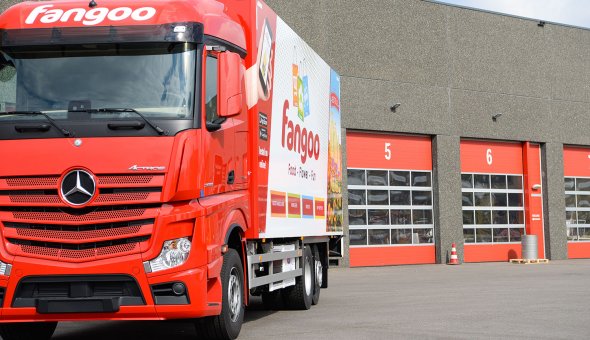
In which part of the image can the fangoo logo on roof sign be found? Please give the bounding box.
[25,5,157,26]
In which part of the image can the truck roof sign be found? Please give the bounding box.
[1,0,247,50]
[25,4,157,26]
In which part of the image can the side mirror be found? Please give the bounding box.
[218,51,244,118]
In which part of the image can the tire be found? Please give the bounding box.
[261,290,283,310]
[195,249,244,340]
[283,245,313,310]
[312,245,322,305]
[0,322,57,340]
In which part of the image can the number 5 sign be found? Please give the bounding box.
[346,132,432,170]
[385,143,391,160]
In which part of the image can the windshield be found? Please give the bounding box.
[0,42,195,120]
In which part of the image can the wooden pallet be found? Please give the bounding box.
[509,258,549,264]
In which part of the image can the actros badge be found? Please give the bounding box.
[129,165,166,171]
[60,169,96,206]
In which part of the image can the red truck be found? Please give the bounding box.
[0,0,343,339]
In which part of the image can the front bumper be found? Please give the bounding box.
[0,253,221,322]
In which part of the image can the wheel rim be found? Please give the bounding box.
[315,257,323,287]
[305,255,312,296]
[228,267,242,322]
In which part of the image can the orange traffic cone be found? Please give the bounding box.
[448,242,459,265]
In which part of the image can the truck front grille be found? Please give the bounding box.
[0,174,164,262]
[5,219,153,240]
[2,176,59,187]
[0,174,163,206]
[4,190,156,205]
[8,236,149,260]
[5,206,151,222]
[1,174,159,188]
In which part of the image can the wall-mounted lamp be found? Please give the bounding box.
[538,21,545,27]
[532,184,542,190]
[492,113,503,122]
[390,103,401,112]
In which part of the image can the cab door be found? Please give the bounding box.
[202,50,235,195]
[201,48,248,194]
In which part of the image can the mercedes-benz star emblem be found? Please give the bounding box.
[60,170,96,206]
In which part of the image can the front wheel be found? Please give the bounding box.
[0,322,57,340]
[195,249,244,340]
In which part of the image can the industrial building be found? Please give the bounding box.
[2,0,589,267]
[266,0,590,267]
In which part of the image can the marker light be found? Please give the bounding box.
[145,237,191,273]
[174,25,187,33]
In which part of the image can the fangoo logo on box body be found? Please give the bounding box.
[282,99,320,165]
[280,53,319,164]
[25,5,157,26]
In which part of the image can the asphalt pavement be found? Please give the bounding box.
[51,259,590,339]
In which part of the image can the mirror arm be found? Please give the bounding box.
[206,118,226,132]
[0,54,9,72]
[206,122,222,132]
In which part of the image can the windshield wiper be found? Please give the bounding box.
[71,108,167,136]
[0,111,73,137]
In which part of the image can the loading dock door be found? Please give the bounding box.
[564,146,590,258]
[460,140,545,262]
[346,132,435,267]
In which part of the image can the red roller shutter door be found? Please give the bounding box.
[563,146,590,258]
[461,140,545,262]
[346,132,435,267]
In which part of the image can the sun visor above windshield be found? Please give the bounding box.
[0,23,204,47]
[0,0,246,51]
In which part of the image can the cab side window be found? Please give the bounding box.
[205,55,218,123]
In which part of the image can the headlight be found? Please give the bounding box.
[0,260,12,276]
[144,237,191,273]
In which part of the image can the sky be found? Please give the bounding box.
[435,0,590,29]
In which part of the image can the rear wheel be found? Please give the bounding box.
[0,322,57,340]
[195,249,244,340]
[283,245,313,310]
[312,245,322,305]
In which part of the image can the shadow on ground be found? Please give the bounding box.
[52,296,275,339]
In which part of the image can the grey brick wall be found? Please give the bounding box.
[1,0,26,13]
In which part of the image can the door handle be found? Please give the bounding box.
[227,170,235,184]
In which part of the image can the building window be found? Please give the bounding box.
[461,173,524,244]
[347,168,434,247]
[565,177,590,242]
